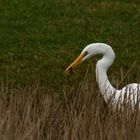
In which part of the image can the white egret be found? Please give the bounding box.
[64,43,140,108]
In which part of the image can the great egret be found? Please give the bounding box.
[64,43,140,108]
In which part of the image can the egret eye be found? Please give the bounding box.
[84,51,88,55]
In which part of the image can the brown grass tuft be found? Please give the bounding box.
[0,78,140,140]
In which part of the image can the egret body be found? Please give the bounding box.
[65,43,140,108]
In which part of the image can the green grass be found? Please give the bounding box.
[0,0,140,92]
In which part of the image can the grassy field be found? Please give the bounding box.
[0,78,140,140]
[0,0,140,139]
[0,0,140,90]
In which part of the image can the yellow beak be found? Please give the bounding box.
[64,53,85,74]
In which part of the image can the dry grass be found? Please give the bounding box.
[0,77,140,140]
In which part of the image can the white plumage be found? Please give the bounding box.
[65,43,140,108]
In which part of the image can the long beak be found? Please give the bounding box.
[64,53,86,74]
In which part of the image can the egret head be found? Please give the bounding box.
[64,44,97,74]
[64,43,114,74]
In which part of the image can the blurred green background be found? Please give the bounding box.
[0,0,140,92]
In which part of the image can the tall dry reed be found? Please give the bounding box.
[0,76,139,140]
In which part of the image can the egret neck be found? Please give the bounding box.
[96,54,116,103]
